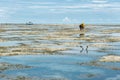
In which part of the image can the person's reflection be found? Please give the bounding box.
[80,46,84,53]
[80,46,88,54]
[86,46,88,54]
[79,33,85,38]
[79,33,88,54]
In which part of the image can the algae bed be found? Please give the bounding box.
[0,24,120,80]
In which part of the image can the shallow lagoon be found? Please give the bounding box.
[0,24,120,80]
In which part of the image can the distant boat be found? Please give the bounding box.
[26,21,33,25]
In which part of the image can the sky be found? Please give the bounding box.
[0,0,120,24]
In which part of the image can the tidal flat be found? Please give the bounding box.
[0,24,120,80]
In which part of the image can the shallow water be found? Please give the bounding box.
[0,55,120,80]
[0,24,120,80]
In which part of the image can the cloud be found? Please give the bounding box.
[29,5,87,9]
[62,17,71,23]
[28,2,120,14]
[28,2,120,9]
[0,8,8,18]
[0,7,19,19]
[92,0,108,3]
[20,1,56,5]
[0,9,5,14]
[28,3,118,12]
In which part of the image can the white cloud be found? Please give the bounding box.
[20,2,56,5]
[89,3,110,9]
[0,8,8,18]
[0,7,18,19]
[63,17,71,23]
[29,5,87,9]
[29,3,116,11]
[29,2,120,10]
[92,0,108,3]
[28,2,120,14]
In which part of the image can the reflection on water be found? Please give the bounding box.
[0,55,103,80]
[79,33,88,54]
[0,55,120,80]
[80,46,88,54]
[79,33,85,38]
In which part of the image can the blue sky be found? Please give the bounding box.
[0,0,120,24]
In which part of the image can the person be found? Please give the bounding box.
[79,23,85,31]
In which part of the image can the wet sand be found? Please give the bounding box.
[0,24,120,56]
[0,24,120,80]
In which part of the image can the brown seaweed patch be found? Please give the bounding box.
[0,62,32,72]
[99,55,120,62]
[0,47,9,53]
[79,61,102,67]
[79,73,99,79]
[42,48,70,54]
[85,37,120,43]
[20,31,48,35]
[59,42,80,47]
[0,45,70,56]
[0,29,6,32]
[52,29,81,36]
[107,37,120,42]
[78,60,120,70]
[0,75,68,80]
[101,28,120,34]
[90,43,113,48]
[42,35,78,40]
[0,39,7,42]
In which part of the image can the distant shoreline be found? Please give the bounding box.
[0,23,120,26]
